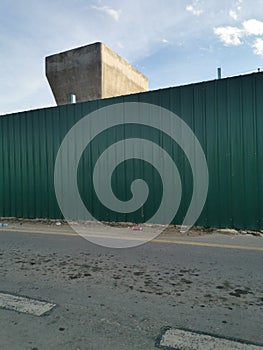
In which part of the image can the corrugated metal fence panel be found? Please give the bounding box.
[0,72,262,229]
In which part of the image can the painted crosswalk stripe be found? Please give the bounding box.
[0,292,56,316]
[158,328,263,350]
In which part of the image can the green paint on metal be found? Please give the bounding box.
[0,72,262,230]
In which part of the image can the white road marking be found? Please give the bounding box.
[159,328,263,349]
[0,292,56,316]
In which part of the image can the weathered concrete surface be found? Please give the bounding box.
[46,42,148,105]
[0,292,55,316]
[158,328,263,349]
[0,225,262,349]
[101,44,148,99]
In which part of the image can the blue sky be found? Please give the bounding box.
[1,0,263,115]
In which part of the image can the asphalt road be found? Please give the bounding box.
[0,226,262,350]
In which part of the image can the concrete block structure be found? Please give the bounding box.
[45,42,148,105]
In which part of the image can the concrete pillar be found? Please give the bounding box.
[45,42,148,105]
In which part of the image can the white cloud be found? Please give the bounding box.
[214,16,263,59]
[186,1,203,16]
[162,38,169,43]
[243,19,263,35]
[214,26,244,46]
[91,5,121,21]
[229,0,242,20]
[229,10,238,20]
[215,19,263,47]
[253,38,263,56]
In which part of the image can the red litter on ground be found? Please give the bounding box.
[132,225,142,231]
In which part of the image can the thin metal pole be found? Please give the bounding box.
[217,67,222,79]
[70,94,76,104]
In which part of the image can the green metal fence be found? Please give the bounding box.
[0,72,262,229]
